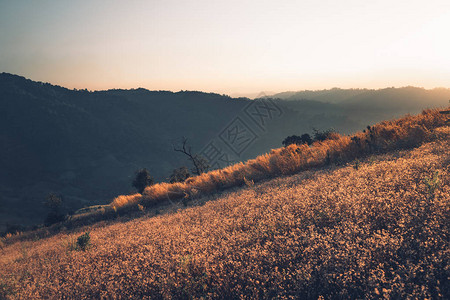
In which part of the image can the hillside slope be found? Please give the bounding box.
[0,73,379,229]
[2,74,450,230]
[1,127,448,299]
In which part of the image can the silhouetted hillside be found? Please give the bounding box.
[272,88,369,103]
[273,87,450,132]
[0,74,248,229]
[1,73,448,229]
[272,87,450,108]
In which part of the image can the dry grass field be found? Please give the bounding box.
[1,122,448,298]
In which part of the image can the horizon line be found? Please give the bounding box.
[2,72,450,98]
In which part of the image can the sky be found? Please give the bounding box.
[1,0,450,95]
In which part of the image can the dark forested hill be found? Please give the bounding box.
[1,73,448,229]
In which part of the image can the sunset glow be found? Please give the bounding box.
[1,0,449,94]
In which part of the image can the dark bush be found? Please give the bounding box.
[43,193,65,226]
[282,133,313,147]
[133,168,154,194]
[169,166,191,183]
[44,211,65,227]
[44,193,62,211]
[313,128,337,142]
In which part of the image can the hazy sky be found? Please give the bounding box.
[1,0,449,94]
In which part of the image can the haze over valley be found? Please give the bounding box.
[1,73,449,229]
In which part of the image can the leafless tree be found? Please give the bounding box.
[173,137,209,176]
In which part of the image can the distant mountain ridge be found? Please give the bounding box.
[271,88,369,103]
[272,86,450,107]
[1,73,449,229]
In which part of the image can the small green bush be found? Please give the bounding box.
[424,171,440,198]
[76,232,91,251]
[68,232,91,251]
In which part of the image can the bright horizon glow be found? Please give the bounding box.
[1,0,450,96]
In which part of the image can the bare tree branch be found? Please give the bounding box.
[173,137,208,176]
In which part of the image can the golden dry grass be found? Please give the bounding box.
[110,108,448,212]
[1,126,448,299]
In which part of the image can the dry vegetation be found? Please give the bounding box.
[111,108,448,212]
[0,118,449,298]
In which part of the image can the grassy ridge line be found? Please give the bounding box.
[18,108,446,236]
[1,129,448,299]
[111,108,448,210]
